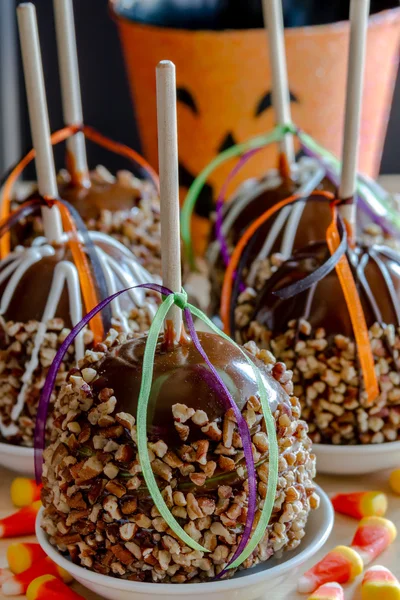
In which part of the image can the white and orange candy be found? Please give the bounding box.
[10,478,42,508]
[0,501,41,538]
[307,581,344,600]
[297,546,363,594]
[351,516,397,565]
[2,556,72,596]
[362,565,400,600]
[331,491,387,519]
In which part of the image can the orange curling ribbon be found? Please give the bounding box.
[0,124,159,259]
[327,204,379,406]
[221,190,335,332]
[221,191,379,407]
[55,200,104,345]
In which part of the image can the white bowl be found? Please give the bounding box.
[36,485,333,600]
[314,440,400,475]
[0,442,34,476]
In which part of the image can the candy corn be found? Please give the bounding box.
[7,543,46,575]
[389,469,400,495]
[297,546,363,594]
[0,500,41,538]
[10,478,42,508]
[362,565,400,600]
[27,575,83,600]
[307,582,344,600]
[351,516,397,565]
[331,491,387,519]
[2,556,72,596]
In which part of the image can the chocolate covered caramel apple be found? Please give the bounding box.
[41,327,318,582]
[234,240,400,445]
[39,59,317,585]
[0,233,158,446]
[57,166,161,276]
[206,156,331,315]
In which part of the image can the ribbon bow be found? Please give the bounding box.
[35,284,279,573]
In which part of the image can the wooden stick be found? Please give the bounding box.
[261,0,295,167]
[339,0,370,229]
[156,61,182,341]
[53,0,89,185]
[17,3,63,243]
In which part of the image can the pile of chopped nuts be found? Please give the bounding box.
[41,330,318,583]
[236,296,400,445]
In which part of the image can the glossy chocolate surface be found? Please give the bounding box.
[248,241,400,338]
[96,331,286,444]
[0,239,135,326]
[0,244,73,325]
[223,177,335,256]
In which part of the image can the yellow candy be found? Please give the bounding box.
[362,565,400,600]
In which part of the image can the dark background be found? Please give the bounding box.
[1,0,399,176]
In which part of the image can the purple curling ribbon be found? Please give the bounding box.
[183,307,257,573]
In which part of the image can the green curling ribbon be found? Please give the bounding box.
[136,290,279,567]
[181,124,292,268]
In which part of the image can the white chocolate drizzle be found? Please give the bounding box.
[0,233,161,436]
[207,156,325,275]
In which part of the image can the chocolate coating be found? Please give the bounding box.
[0,245,73,325]
[247,241,400,339]
[95,331,286,445]
[0,239,136,326]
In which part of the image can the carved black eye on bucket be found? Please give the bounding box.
[176,87,199,115]
[255,90,300,117]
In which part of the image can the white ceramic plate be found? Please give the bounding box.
[314,440,400,475]
[36,485,333,600]
[0,442,34,476]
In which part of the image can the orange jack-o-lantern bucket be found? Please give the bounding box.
[110,3,400,252]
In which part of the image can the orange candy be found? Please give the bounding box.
[7,543,46,575]
[297,546,363,594]
[0,501,41,538]
[331,491,387,520]
[362,565,400,600]
[351,516,397,565]
[10,478,42,508]
[307,582,344,600]
[2,556,72,596]
[27,575,84,600]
